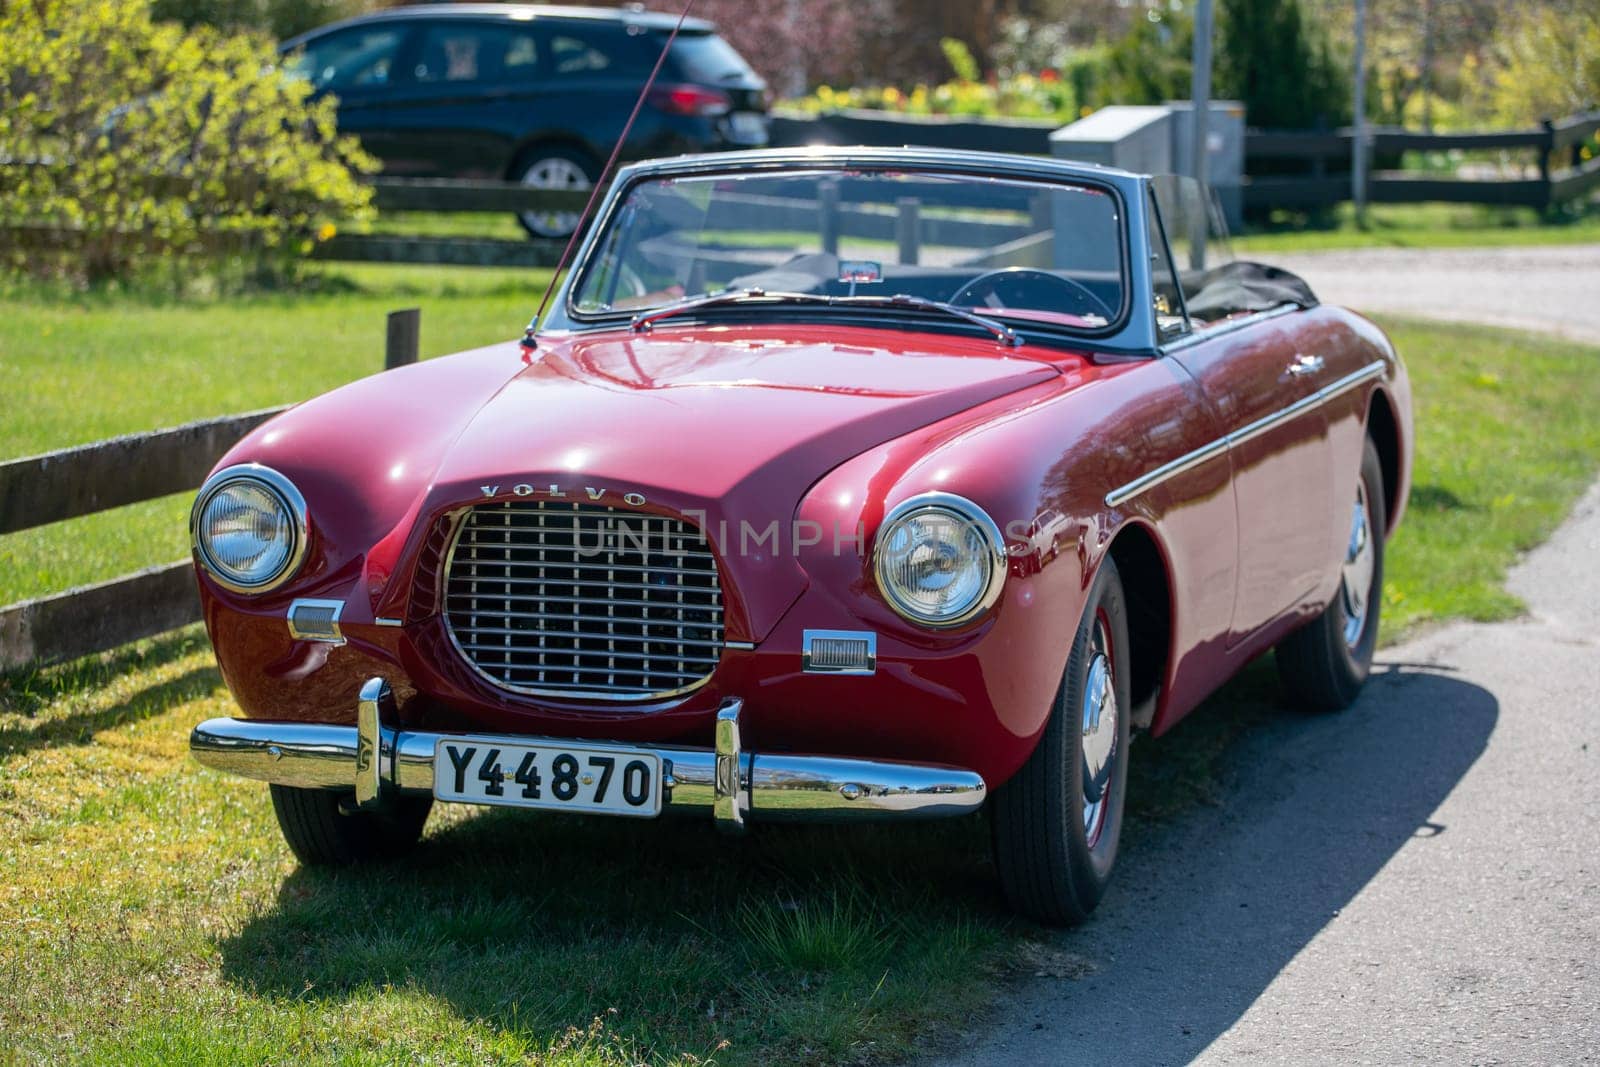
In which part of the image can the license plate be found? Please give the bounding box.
[728,111,768,145]
[433,739,662,818]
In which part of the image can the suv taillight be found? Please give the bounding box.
[647,84,733,116]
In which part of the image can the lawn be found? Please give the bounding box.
[1,271,1599,1063]
[0,264,552,606]
[1232,201,1600,255]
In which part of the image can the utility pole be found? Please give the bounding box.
[1421,0,1434,133]
[1188,0,1214,271]
[1352,0,1369,220]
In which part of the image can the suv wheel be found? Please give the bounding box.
[513,146,596,239]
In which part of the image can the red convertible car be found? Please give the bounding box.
[190,147,1411,924]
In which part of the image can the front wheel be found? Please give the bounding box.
[991,557,1132,925]
[269,785,432,866]
[1274,438,1388,711]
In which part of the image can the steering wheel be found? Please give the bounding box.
[949,268,1116,323]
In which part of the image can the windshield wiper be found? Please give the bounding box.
[630,288,1022,347]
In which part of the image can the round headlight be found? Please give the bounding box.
[873,493,1007,627]
[191,464,308,593]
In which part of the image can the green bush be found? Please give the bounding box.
[0,0,376,283]
[152,0,366,43]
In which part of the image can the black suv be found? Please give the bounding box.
[280,4,769,236]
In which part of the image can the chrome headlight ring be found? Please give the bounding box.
[190,463,310,595]
[872,491,1008,629]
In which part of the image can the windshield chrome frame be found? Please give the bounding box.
[537,147,1159,355]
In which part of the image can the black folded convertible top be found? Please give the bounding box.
[1183,260,1320,322]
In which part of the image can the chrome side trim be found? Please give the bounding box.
[1319,359,1390,403]
[287,598,345,644]
[190,715,988,824]
[722,640,756,651]
[374,617,404,628]
[713,698,747,833]
[1105,360,1388,508]
[1159,302,1300,353]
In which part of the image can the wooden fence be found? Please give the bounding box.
[316,179,582,268]
[0,310,421,671]
[771,107,1600,213]
[1241,110,1600,210]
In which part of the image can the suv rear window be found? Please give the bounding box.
[540,24,655,77]
[668,32,759,84]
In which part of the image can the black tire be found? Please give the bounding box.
[510,144,597,239]
[269,785,432,866]
[1275,438,1388,712]
[991,557,1132,926]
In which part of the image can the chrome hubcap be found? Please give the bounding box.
[519,157,591,237]
[1080,619,1118,847]
[1340,481,1376,650]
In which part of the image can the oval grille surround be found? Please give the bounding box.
[444,501,724,700]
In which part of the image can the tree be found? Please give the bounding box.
[1487,0,1600,124]
[151,0,367,40]
[683,0,872,93]
[1216,0,1350,129]
[1102,4,1194,107]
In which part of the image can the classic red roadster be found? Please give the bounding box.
[190,147,1411,924]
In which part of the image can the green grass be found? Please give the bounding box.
[0,630,1016,1066]
[1379,318,1600,632]
[0,264,552,606]
[1232,201,1600,255]
[0,620,1294,1066]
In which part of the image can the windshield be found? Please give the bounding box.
[571,169,1126,334]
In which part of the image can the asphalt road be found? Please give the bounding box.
[924,247,1600,1066]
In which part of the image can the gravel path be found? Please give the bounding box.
[922,247,1600,1066]
[1269,243,1600,339]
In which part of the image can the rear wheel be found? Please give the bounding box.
[269,785,432,866]
[991,558,1132,925]
[512,145,595,239]
[1275,438,1388,711]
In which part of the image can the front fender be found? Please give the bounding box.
[198,341,528,618]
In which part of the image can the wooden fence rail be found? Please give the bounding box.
[1242,109,1600,210]
[0,311,421,671]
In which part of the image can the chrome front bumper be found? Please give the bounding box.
[190,678,987,832]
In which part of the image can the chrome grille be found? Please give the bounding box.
[444,502,723,700]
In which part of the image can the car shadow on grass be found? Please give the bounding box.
[924,656,1498,1065]
[213,658,1494,1064]
[217,785,1012,1060]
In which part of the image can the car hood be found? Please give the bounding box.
[423,324,1059,639]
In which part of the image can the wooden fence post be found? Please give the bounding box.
[1538,118,1556,211]
[896,197,921,265]
[385,308,421,370]
[818,180,840,256]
